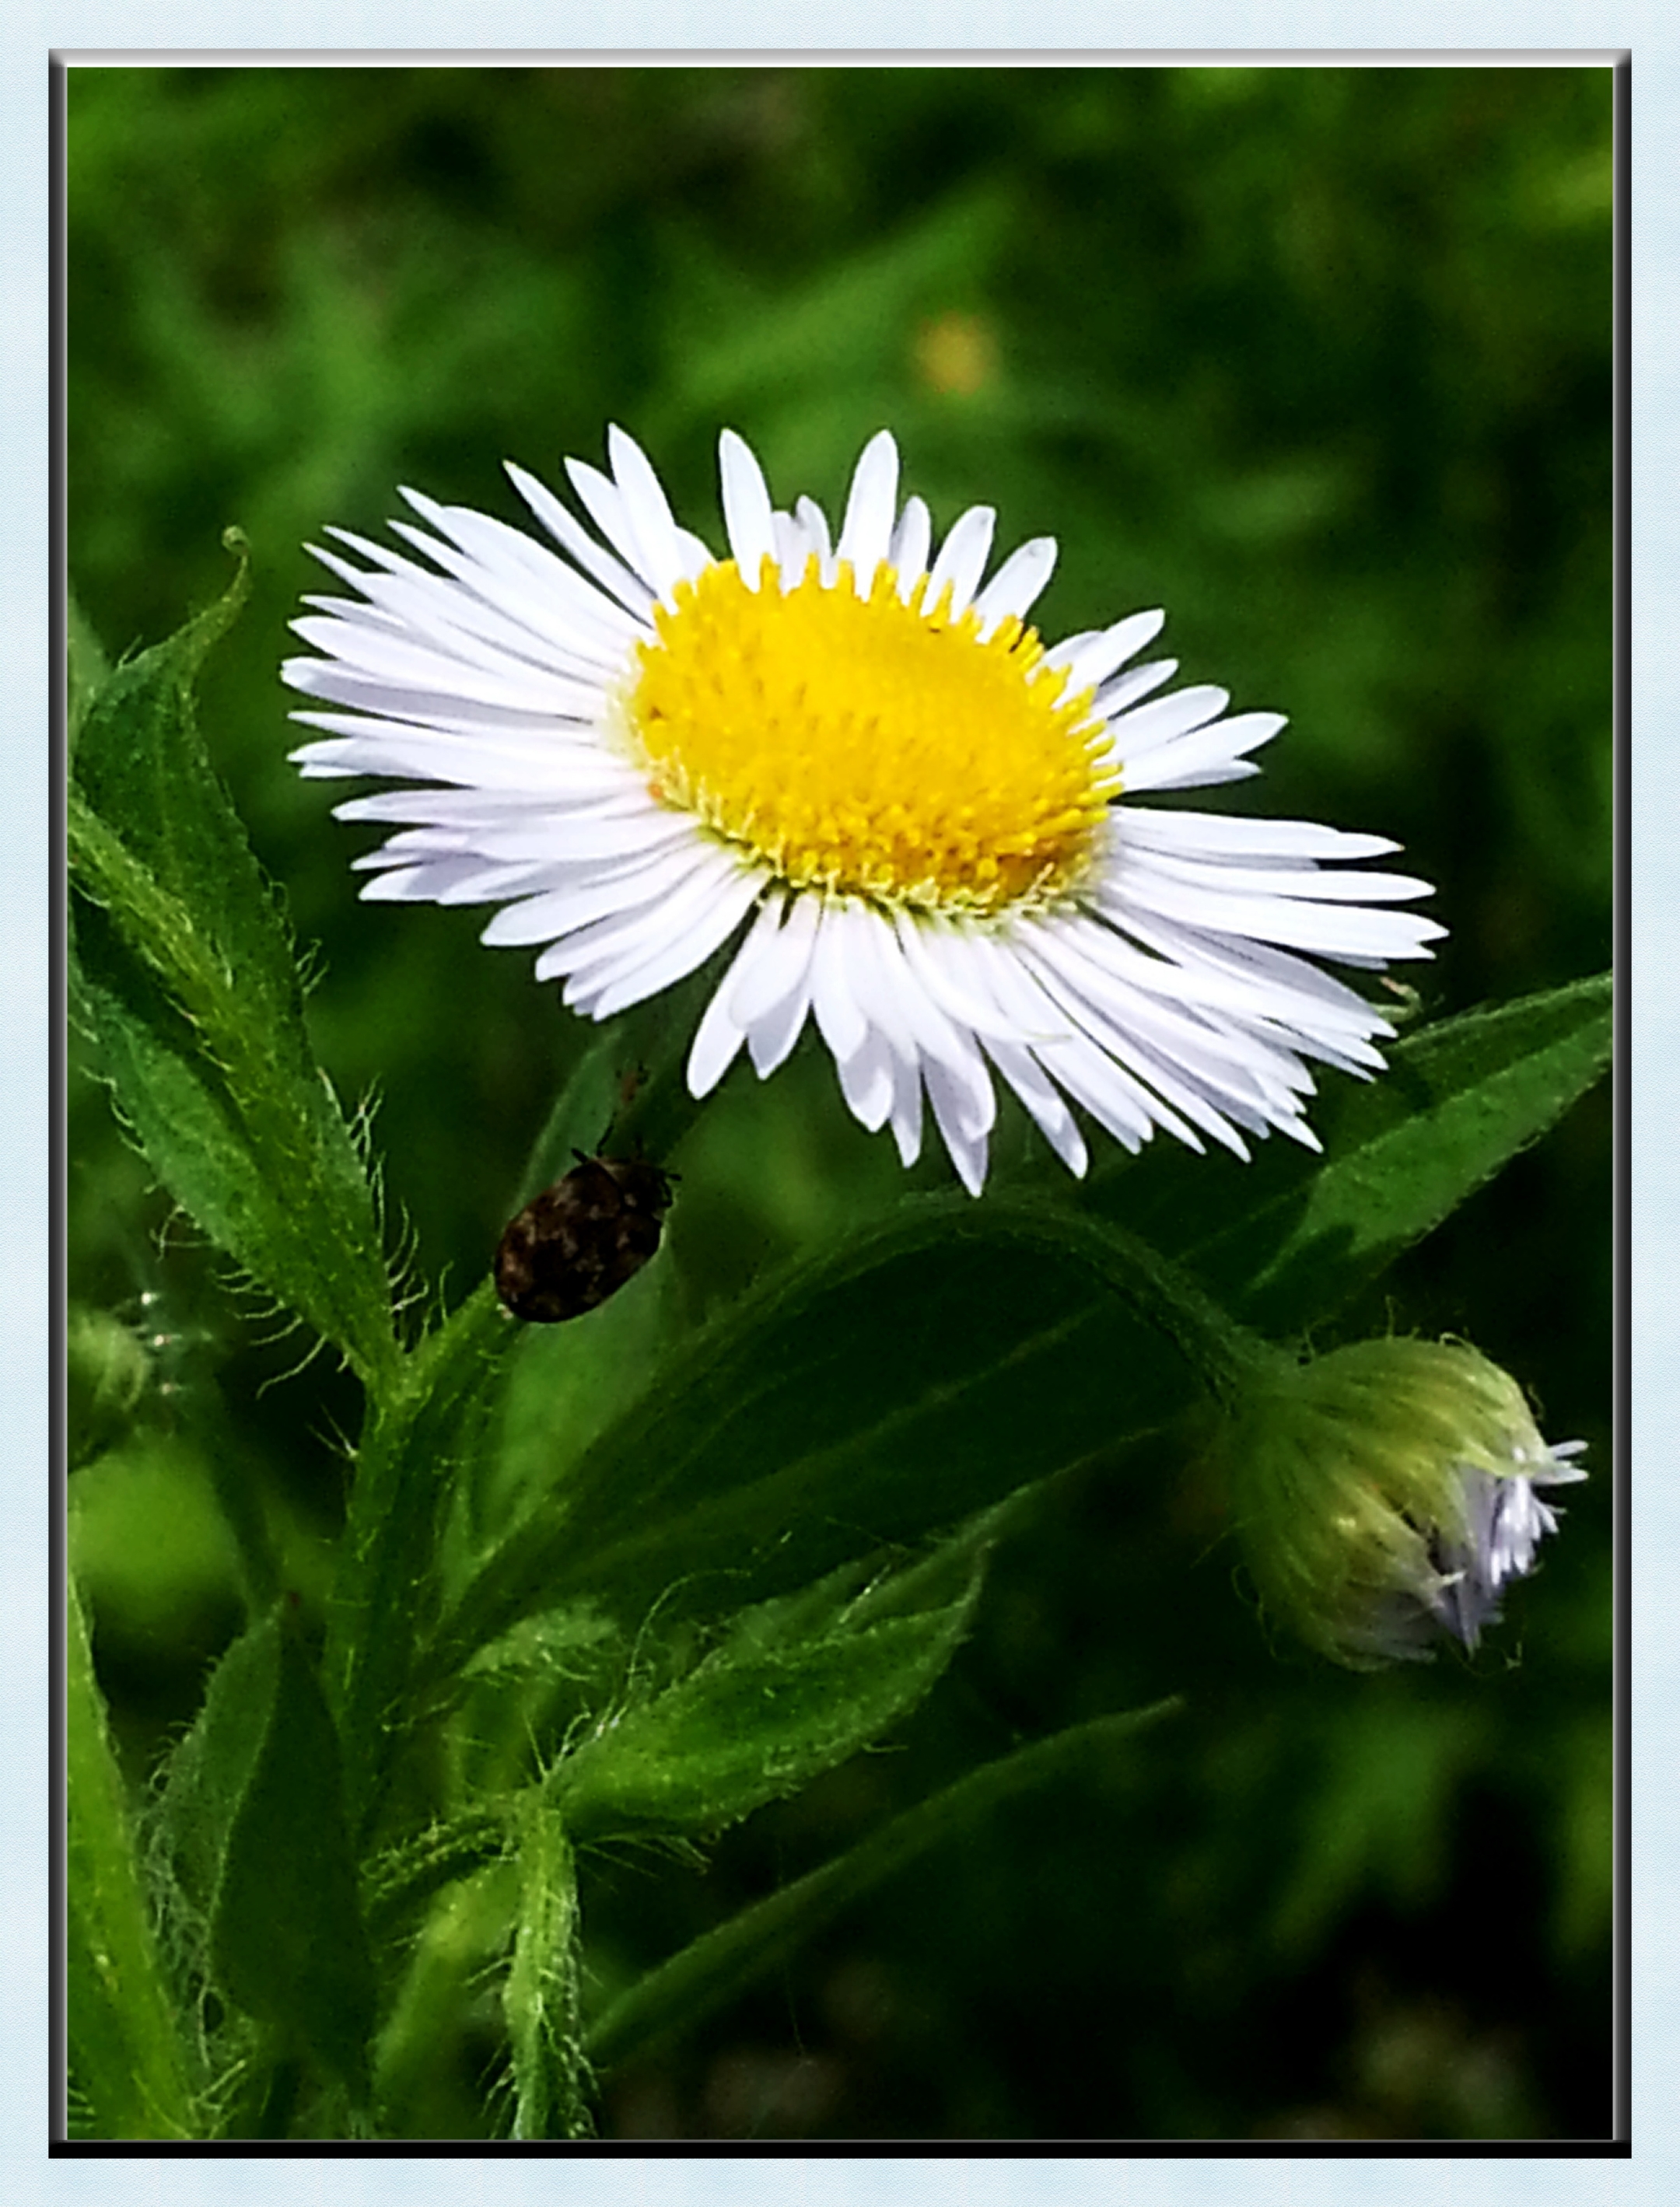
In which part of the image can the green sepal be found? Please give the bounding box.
[68,544,397,1390]
[153,1608,376,2110]
[585,1697,1181,2076]
[66,1574,200,2140]
[550,1523,991,1843]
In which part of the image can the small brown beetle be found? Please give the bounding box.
[494,1152,676,1324]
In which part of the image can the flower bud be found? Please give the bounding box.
[67,1304,152,1470]
[1219,1338,1587,1667]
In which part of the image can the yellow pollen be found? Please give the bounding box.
[625,556,1121,915]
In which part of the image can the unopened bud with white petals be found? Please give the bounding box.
[1216,1338,1587,1668]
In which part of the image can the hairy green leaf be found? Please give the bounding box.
[67,1576,199,2140]
[504,1797,590,2140]
[155,1610,376,2106]
[68,547,396,1389]
[326,1283,515,1845]
[362,1812,511,1943]
[551,1527,990,1841]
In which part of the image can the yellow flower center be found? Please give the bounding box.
[625,556,1119,915]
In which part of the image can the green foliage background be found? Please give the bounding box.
[67,65,1612,2139]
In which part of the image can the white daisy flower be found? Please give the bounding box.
[283,427,1444,1195]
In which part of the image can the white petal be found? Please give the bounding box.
[306,547,612,684]
[808,902,870,1064]
[1107,865,1446,963]
[469,809,698,866]
[772,512,810,590]
[971,537,1057,635]
[1111,911,1397,1062]
[1107,683,1231,755]
[528,849,720,981]
[331,771,634,827]
[579,865,763,1020]
[887,1058,925,1168]
[1017,929,1261,1159]
[352,826,464,868]
[540,845,747,991]
[359,857,495,904]
[746,963,814,1078]
[480,841,705,946]
[1072,902,1388,1075]
[890,496,932,596]
[1034,1025,1171,1152]
[505,460,655,619]
[842,908,925,1066]
[835,431,899,593]
[288,614,599,719]
[1034,914,1312,1093]
[432,860,560,907]
[832,918,987,1151]
[1091,658,1178,719]
[607,425,691,603]
[923,505,996,618]
[673,526,714,581]
[389,505,645,658]
[891,915,1034,1046]
[563,453,653,588]
[289,721,613,792]
[1122,712,1289,792]
[794,496,837,586]
[731,891,821,1028]
[945,928,1079,1053]
[835,1027,897,1133]
[688,893,784,1095]
[1045,610,1166,688]
[923,1059,989,1196]
[1121,849,1434,906]
[719,430,778,589]
[982,1037,1089,1177]
[727,888,819,1076]
[389,492,646,659]
[1119,810,1400,864]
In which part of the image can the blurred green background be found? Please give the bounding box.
[67,65,1613,2139]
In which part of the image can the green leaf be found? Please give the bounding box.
[68,547,396,1390]
[503,1796,590,2140]
[67,1575,200,2140]
[1101,972,1613,1333]
[584,1698,1181,2076]
[325,1282,515,1845]
[424,1199,1193,1681]
[551,1525,990,1842]
[68,590,112,756]
[154,1610,376,2107]
[362,1811,511,1943]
